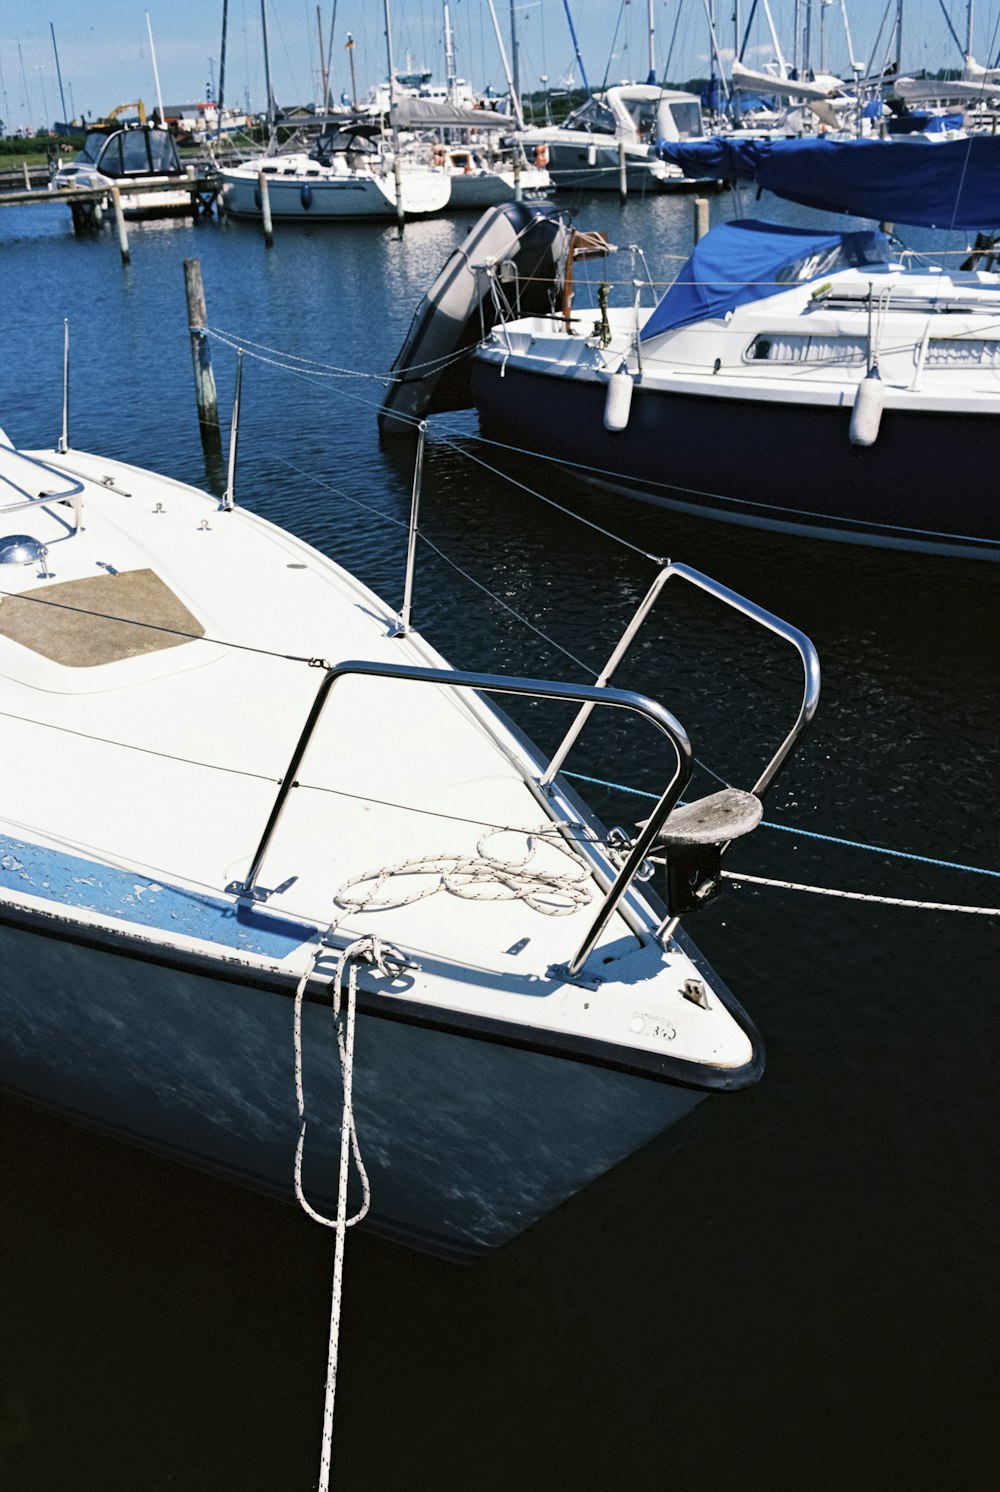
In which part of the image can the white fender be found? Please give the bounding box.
[849,367,885,446]
[604,371,634,432]
[587,144,597,167]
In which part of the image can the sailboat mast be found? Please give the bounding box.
[509,0,521,117]
[443,2,457,102]
[965,0,975,59]
[560,0,591,97]
[217,0,228,141]
[384,0,398,106]
[49,23,69,124]
[647,0,656,83]
[484,0,525,127]
[260,0,275,133]
[317,7,329,108]
[146,11,167,127]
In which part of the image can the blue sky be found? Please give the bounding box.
[2,0,998,131]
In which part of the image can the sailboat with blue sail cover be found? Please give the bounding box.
[454,137,1000,559]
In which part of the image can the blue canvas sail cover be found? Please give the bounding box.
[640,220,888,342]
[655,136,1000,230]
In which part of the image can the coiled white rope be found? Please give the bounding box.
[723,872,1000,915]
[333,825,594,918]
[293,934,410,1492]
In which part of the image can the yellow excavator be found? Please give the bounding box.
[92,100,148,128]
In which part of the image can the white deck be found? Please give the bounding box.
[0,444,755,1075]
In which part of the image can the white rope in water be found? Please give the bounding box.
[333,825,595,917]
[723,872,1000,915]
[293,934,410,1492]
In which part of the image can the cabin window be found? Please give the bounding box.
[926,339,1000,367]
[744,333,866,365]
[667,102,704,140]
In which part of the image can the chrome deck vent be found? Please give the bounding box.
[0,534,49,568]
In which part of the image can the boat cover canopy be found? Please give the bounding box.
[640,220,888,342]
[390,98,514,131]
[654,136,1000,230]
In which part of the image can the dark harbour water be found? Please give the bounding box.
[1,187,998,1491]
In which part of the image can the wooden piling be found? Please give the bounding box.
[694,196,710,243]
[183,258,222,451]
[618,142,628,204]
[22,162,30,189]
[258,171,274,247]
[393,155,405,228]
[110,186,131,264]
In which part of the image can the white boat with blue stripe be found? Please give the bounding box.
[0,408,817,1258]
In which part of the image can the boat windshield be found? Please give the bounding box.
[561,98,616,135]
[310,127,379,163]
[93,127,181,177]
[663,100,703,140]
[78,132,107,165]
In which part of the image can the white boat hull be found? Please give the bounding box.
[1,895,704,1258]
[219,163,450,220]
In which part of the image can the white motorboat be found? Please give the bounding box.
[218,122,451,222]
[0,400,818,1259]
[389,139,1000,560]
[51,117,195,228]
[515,85,713,193]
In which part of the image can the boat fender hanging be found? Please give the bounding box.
[850,366,885,447]
[300,183,313,209]
[604,371,633,432]
[587,144,597,167]
[535,143,549,168]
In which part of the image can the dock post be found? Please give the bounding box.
[618,142,627,204]
[183,258,222,453]
[694,196,710,243]
[110,187,131,265]
[258,171,274,247]
[393,155,405,228]
[22,162,30,189]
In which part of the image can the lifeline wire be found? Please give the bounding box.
[561,768,1000,881]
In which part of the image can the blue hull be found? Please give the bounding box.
[0,917,705,1259]
[470,362,1000,559]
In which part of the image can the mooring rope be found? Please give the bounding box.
[333,825,594,917]
[292,934,410,1492]
[723,872,1000,916]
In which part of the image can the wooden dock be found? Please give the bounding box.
[0,172,220,215]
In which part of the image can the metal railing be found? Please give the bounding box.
[0,444,84,536]
[542,561,820,804]
[236,660,693,980]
